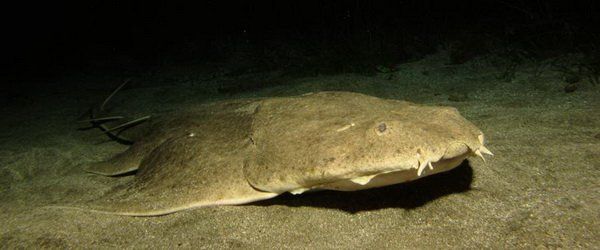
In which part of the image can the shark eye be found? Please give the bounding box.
[377,122,387,133]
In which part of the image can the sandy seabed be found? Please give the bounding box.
[1,53,598,248]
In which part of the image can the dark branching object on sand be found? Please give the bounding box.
[78,79,151,145]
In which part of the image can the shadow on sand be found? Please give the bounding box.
[253,160,474,213]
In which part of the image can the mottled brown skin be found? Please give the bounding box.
[245,92,486,193]
[76,92,489,216]
[83,99,276,216]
